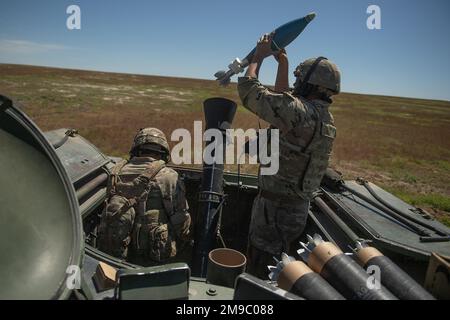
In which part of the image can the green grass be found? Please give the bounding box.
[406,194,450,212]
[437,160,450,172]
[383,186,450,226]
[438,215,450,228]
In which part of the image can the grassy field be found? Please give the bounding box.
[1,63,449,226]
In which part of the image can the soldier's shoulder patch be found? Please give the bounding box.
[321,122,337,139]
[156,168,179,190]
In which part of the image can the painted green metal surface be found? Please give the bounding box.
[0,98,83,299]
[45,129,110,184]
[324,181,450,260]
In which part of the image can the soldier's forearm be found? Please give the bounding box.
[245,54,265,78]
[274,59,289,93]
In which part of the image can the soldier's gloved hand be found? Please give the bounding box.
[254,32,276,60]
[170,213,191,241]
[177,224,191,242]
[274,48,288,64]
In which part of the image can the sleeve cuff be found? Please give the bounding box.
[237,76,261,96]
[238,76,259,84]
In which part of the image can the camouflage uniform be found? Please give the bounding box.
[98,128,191,266]
[238,57,340,279]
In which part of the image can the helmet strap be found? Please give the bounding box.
[295,56,328,97]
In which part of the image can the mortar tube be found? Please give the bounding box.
[192,97,237,277]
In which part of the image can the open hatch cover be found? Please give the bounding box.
[0,95,83,299]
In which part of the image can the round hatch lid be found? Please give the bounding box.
[0,95,83,299]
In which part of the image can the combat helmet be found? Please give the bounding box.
[130,127,170,161]
[294,57,341,95]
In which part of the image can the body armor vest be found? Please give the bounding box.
[260,99,336,199]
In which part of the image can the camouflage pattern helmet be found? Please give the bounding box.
[130,128,170,158]
[294,57,341,94]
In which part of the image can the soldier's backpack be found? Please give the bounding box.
[97,159,166,260]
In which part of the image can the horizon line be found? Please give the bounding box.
[1,62,449,103]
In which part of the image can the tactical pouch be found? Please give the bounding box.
[132,221,176,264]
[97,195,136,260]
[131,204,178,264]
[147,223,177,262]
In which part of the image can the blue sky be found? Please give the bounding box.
[1,0,449,101]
